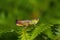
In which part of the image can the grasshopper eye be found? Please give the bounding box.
[16,20,23,26]
[16,20,18,23]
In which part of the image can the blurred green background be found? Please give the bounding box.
[0,0,60,40]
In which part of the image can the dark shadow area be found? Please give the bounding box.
[0,32,18,40]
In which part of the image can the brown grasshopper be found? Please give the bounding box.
[16,19,39,27]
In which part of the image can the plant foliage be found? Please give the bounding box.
[0,0,60,40]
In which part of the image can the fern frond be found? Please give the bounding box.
[53,25,60,40]
[18,28,30,40]
[30,23,50,40]
[44,27,55,40]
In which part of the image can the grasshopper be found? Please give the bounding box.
[16,18,39,27]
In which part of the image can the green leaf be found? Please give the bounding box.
[44,27,55,40]
[18,28,30,40]
[30,23,50,40]
[54,25,60,40]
